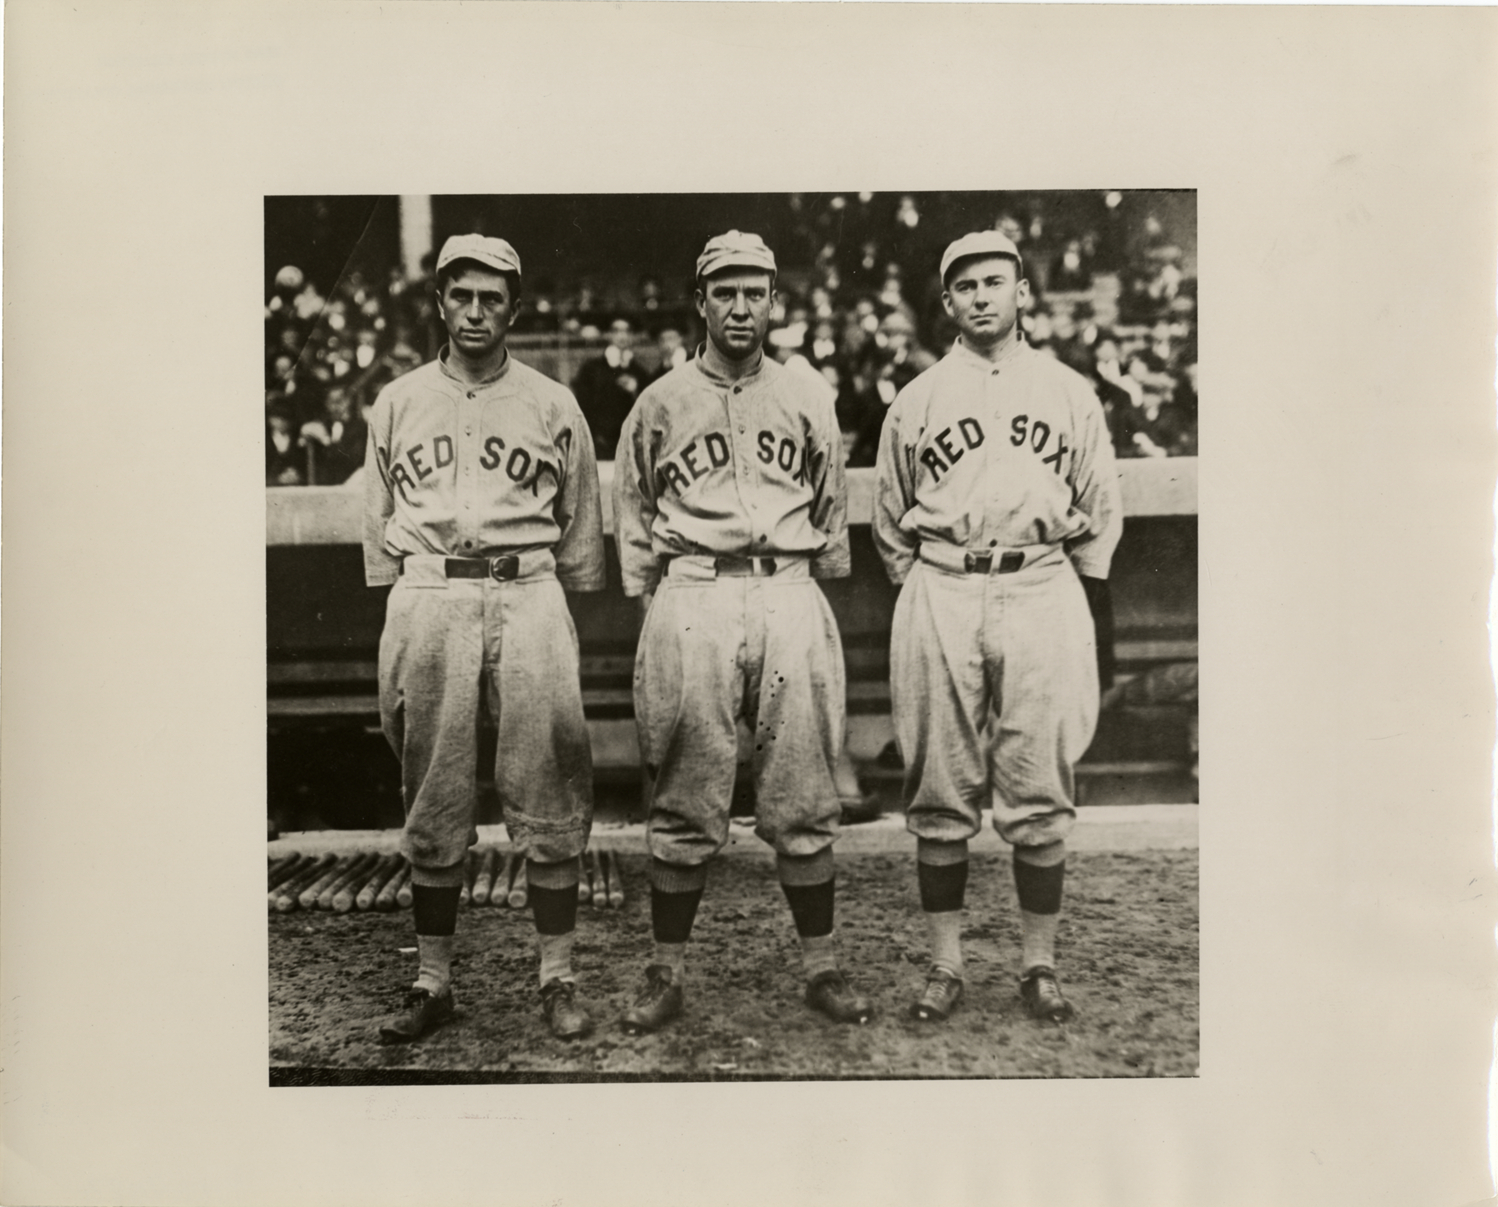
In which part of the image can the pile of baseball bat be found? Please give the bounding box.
[267,847,627,914]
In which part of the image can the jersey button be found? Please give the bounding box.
[467,391,477,399]
[733,386,742,394]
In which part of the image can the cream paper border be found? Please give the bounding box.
[3,4,1496,1205]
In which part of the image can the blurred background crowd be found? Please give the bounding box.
[266,191,1197,486]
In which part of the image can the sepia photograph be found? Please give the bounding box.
[265,190,1199,1084]
[7,3,1495,1203]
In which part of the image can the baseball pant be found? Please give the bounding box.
[633,555,845,866]
[890,543,1098,849]
[378,551,593,875]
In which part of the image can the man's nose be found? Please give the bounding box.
[466,299,486,320]
[729,290,750,315]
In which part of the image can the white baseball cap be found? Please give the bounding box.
[696,230,777,280]
[437,233,522,278]
[940,231,1023,287]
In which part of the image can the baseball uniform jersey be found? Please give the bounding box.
[613,351,851,866]
[873,336,1123,847]
[364,349,605,875]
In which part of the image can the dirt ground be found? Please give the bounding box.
[270,844,1197,1082]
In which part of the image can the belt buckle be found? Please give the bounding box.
[964,551,993,574]
[755,557,777,576]
[489,555,519,581]
[997,551,1025,574]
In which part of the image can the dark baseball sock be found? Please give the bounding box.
[1012,855,1065,916]
[780,879,835,940]
[411,883,461,937]
[410,884,460,996]
[527,882,579,986]
[917,860,969,914]
[917,840,969,977]
[528,883,578,936]
[650,884,703,945]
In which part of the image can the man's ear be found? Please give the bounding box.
[694,289,706,318]
[941,291,955,319]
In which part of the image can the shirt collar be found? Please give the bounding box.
[438,343,511,387]
[950,332,1028,372]
[692,343,766,389]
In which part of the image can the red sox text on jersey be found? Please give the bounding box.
[364,353,605,593]
[874,338,1121,583]
[614,355,850,597]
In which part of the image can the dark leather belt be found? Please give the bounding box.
[712,555,777,577]
[439,555,520,581]
[964,550,1026,574]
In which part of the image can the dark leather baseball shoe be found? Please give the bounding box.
[378,987,455,1044]
[621,964,683,1034]
[911,966,965,1022]
[805,969,873,1024]
[1019,966,1075,1022]
[540,979,594,1040]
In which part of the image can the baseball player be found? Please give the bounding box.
[363,234,605,1043]
[612,230,872,1032]
[873,231,1122,1024]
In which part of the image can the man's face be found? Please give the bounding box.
[437,265,517,361]
[608,319,634,351]
[942,255,1029,349]
[696,269,774,361]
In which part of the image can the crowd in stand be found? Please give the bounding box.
[266,193,1197,486]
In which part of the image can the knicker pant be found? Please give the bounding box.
[890,547,1098,849]
[633,559,845,867]
[378,553,593,875]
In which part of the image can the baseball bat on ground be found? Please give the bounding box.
[472,848,498,905]
[507,855,529,909]
[332,851,384,913]
[299,854,356,911]
[396,864,414,909]
[268,853,304,891]
[323,852,380,912]
[376,859,409,911]
[273,853,337,913]
[459,850,475,908]
[493,852,515,908]
[267,854,313,906]
[577,852,593,903]
[356,853,402,911]
[606,850,626,908]
[590,849,608,908]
